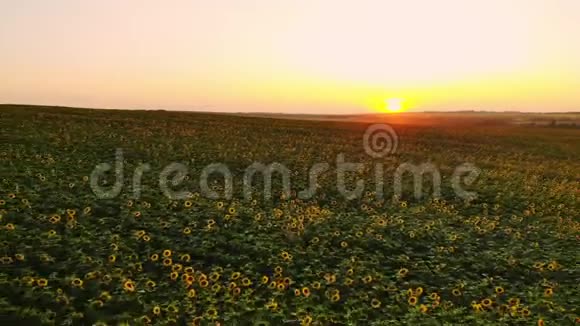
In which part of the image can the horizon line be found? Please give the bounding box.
[1,103,579,115]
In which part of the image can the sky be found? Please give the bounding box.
[1,0,579,113]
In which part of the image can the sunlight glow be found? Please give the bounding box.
[386,98,403,113]
[0,1,579,112]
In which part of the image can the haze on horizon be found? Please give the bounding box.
[1,0,579,114]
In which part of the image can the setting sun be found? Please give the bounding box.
[386,98,404,113]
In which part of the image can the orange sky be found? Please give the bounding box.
[1,0,579,113]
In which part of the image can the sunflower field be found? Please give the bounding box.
[0,105,578,325]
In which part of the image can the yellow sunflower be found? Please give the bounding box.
[123,279,135,292]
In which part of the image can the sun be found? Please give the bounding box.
[385,98,403,113]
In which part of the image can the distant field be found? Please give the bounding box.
[0,104,578,325]
[231,111,580,127]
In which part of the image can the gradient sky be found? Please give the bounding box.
[1,0,579,113]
